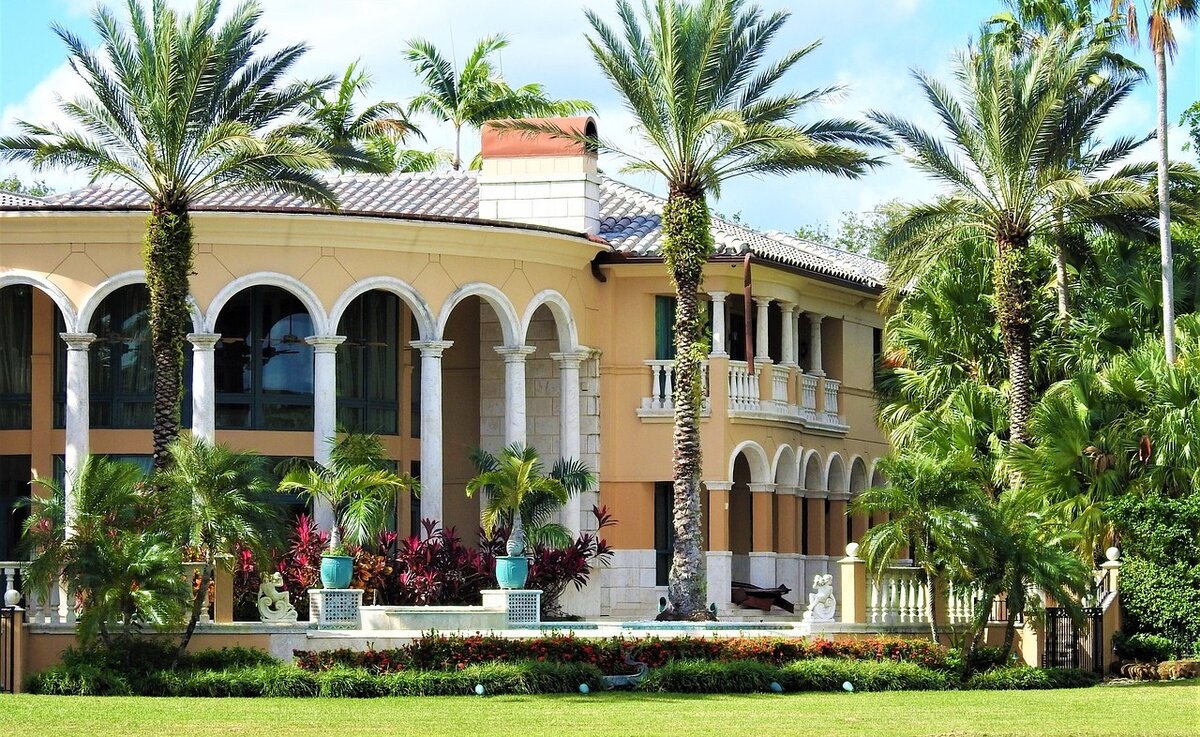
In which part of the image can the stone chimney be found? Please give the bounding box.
[478,116,600,235]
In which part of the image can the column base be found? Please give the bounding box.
[705,551,733,610]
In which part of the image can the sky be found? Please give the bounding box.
[0,0,1197,235]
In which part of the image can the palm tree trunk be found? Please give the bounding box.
[1155,46,1176,363]
[662,188,714,619]
[1054,210,1069,321]
[175,563,212,664]
[994,234,1034,446]
[924,570,940,642]
[144,205,194,471]
[453,124,462,171]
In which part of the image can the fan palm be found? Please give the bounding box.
[404,34,595,170]
[466,444,593,555]
[158,436,277,659]
[871,27,1165,446]
[282,60,422,173]
[1111,0,1199,362]
[496,0,886,618]
[0,0,338,469]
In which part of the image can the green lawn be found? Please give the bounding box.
[2,682,1197,737]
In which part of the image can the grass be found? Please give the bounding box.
[1,681,1196,736]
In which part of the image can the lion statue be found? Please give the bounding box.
[258,572,298,622]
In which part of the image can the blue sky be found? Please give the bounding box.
[1,0,1196,234]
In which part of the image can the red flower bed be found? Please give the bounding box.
[294,633,947,674]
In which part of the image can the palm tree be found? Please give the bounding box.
[0,0,338,470]
[283,60,422,174]
[467,444,594,554]
[1112,0,1198,362]
[534,0,887,618]
[158,436,278,659]
[871,28,1160,446]
[404,34,595,170]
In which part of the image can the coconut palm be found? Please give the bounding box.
[1111,0,1199,362]
[870,28,1163,447]
[467,444,594,554]
[283,60,422,174]
[404,34,595,170]
[158,436,278,659]
[0,0,338,469]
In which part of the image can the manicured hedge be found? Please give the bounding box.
[295,633,948,674]
[640,658,952,693]
[964,666,1102,690]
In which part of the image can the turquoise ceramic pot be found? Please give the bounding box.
[320,554,354,589]
[494,555,530,589]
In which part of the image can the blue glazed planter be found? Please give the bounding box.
[495,555,529,589]
[320,554,354,589]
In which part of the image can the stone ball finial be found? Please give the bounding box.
[1105,547,1120,562]
[845,542,860,558]
[3,588,20,607]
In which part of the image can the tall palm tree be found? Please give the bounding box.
[501,0,885,618]
[404,34,595,170]
[158,436,278,660]
[0,0,337,469]
[1111,0,1199,362]
[283,60,422,174]
[871,28,1160,446]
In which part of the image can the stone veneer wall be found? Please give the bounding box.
[478,307,563,459]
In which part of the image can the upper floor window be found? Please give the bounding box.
[0,286,32,429]
[214,286,313,431]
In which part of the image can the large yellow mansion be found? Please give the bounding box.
[0,118,888,617]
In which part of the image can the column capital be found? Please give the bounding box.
[550,349,590,368]
[708,291,729,302]
[186,332,221,351]
[776,484,799,496]
[495,345,537,362]
[803,487,829,500]
[704,481,734,492]
[778,301,797,315]
[305,335,346,353]
[806,311,826,324]
[410,339,454,357]
[828,490,851,501]
[748,482,776,494]
[60,332,96,351]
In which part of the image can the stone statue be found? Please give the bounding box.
[802,573,836,623]
[258,572,298,622]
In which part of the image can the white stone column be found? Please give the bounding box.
[412,340,453,534]
[307,335,346,533]
[186,333,220,443]
[807,312,826,376]
[495,345,536,447]
[793,309,803,365]
[61,332,95,535]
[552,349,587,535]
[708,291,728,357]
[755,298,772,363]
[780,303,796,366]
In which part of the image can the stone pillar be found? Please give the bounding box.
[708,292,728,357]
[780,303,796,366]
[793,309,803,365]
[776,486,798,554]
[187,332,220,443]
[552,350,587,535]
[705,481,734,612]
[1100,547,1122,673]
[412,340,453,533]
[749,482,776,585]
[839,542,867,624]
[754,298,772,363]
[213,554,234,624]
[805,489,827,561]
[61,332,95,534]
[496,345,537,447]
[827,491,849,558]
[307,335,346,533]
[806,312,825,376]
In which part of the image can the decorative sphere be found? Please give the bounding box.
[579,683,590,694]
[845,542,860,558]
[842,681,854,692]
[3,589,20,607]
[1105,547,1120,562]
[474,684,485,696]
[769,682,783,693]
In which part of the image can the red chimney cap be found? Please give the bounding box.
[481,116,598,158]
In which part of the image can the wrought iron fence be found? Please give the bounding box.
[0,607,16,693]
[1043,606,1105,675]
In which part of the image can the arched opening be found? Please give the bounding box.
[849,457,869,546]
[730,453,753,582]
[800,451,823,556]
[825,454,847,557]
[523,303,563,462]
[213,285,314,431]
[772,445,799,590]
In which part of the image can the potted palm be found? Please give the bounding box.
[467,444,593,589]
[279,434,417,589]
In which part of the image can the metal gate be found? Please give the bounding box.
[1043,606,1104,674]
[0,607,15,693]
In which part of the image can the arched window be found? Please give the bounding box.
[0,286,32,429]
[337,291,400,435]
[214,286,313,430]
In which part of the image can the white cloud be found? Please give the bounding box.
[0,61,93,191]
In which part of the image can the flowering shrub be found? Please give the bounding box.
[232,514,327,620]
[295,634,948,674]
[390,522,492,605]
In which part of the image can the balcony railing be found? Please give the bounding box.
[637,360,710,418]
[727,360,758,412]
[799,373,818,419]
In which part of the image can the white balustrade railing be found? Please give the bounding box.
[823,377,842,422]
[770,365,790,408]
[869,566,928,625]
[727,360,759,412]
[640,359,709,414]
[800,373,818,418]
